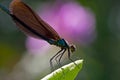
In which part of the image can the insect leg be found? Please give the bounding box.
[55,48,66,67]
[68,49,79,67]
[67,49,74,62]
[50,48,64,70]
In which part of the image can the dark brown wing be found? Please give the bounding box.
[9,0,61,40]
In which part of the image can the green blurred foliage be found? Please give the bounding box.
[0,0,26,71]
[77,0,120,80]
[0,0,120,80]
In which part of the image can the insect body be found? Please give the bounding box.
[0,0,76,69]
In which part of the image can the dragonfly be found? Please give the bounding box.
[0,0,76,69]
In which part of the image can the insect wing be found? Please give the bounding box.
[9,0,60,40]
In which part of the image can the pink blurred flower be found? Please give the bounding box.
[38,2,96,45]
[26,1,96,52]
[26,37,49,53]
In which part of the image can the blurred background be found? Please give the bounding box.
[0,0,120,80]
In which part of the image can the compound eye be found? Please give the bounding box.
[70,45,76,52]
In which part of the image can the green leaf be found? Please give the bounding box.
[41,59,83,80]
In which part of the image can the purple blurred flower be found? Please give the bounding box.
[26,37,49,53]
[39,2,96,45]
[26,1,96,52]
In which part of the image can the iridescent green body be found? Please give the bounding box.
[0,4,10,14]
[48,39,69,48]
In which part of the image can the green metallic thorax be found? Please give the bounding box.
[48,39,69,48]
